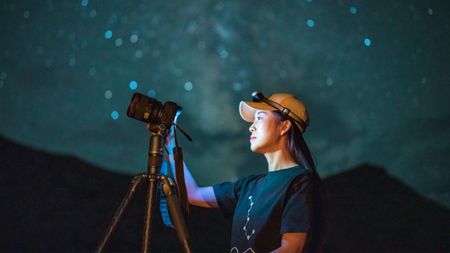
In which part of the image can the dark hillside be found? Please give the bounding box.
[0,135,448,252]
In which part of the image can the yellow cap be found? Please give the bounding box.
[239,93,309,133]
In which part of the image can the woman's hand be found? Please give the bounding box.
[145,123,176,154]
[148,123,218,208]
[271,233,307,253]
[164,125,176,154]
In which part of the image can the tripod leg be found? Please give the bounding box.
[142,173,159,253]
[96,173,147,253]
[161,176,192,253]
[142,132,166,253]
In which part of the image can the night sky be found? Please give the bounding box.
[1,0,449,208]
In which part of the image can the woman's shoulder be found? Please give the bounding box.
[238,173,266,185]
[266,165,309,181]
[285,168,316,193]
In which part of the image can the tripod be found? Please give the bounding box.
[96,124,191,253]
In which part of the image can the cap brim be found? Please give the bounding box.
[239,101,276,123]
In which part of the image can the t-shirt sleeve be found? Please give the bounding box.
[280,174,311,234]
[212,177,249,217]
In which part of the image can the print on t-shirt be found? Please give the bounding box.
[243,196,255,240]
[231,196,256,253]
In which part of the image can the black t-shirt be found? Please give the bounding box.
[213,166,312,253]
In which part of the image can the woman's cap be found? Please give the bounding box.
[239,93,309,133]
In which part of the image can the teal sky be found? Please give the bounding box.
[1,0,449,207]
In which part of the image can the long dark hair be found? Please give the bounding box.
[275,112,327,251]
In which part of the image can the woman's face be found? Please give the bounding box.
[249,110,285,154]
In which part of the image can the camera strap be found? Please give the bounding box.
[159,160,174,228]
[173,127,189,215]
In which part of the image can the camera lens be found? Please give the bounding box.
[127,92,162,123]
[127,92,182,130]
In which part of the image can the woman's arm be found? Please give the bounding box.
[167,154,218,208]
[271,233,307,253]
[164,127,218,208]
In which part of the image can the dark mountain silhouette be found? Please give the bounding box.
[323,164,450,252]
[0,134,230,252]
[0,135,449,252]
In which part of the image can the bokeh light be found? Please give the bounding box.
[184,81,193,91]
[135,50,143,58]
[111,110,119,120]
[89,10,97,18]
[218,46,229,59]
[89,67,96,76]
[114,38,123,47]
[147,89,156,98]
[130,34,139,43]
[104,30,113,39]
[129,80,138,90]
[326,77,334,86]
[104,90,113,99]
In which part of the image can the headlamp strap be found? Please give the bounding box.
[253,91,308,130]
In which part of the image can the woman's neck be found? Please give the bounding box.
[264,148,298,172]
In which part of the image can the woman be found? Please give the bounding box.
[166,92,326,253]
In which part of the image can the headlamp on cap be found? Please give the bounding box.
[251,91,307,131]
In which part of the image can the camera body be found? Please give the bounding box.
[127,92,182,130]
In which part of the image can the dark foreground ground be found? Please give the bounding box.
[0,135,449,252]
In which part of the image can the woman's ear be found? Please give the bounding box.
[280,120,292,136]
